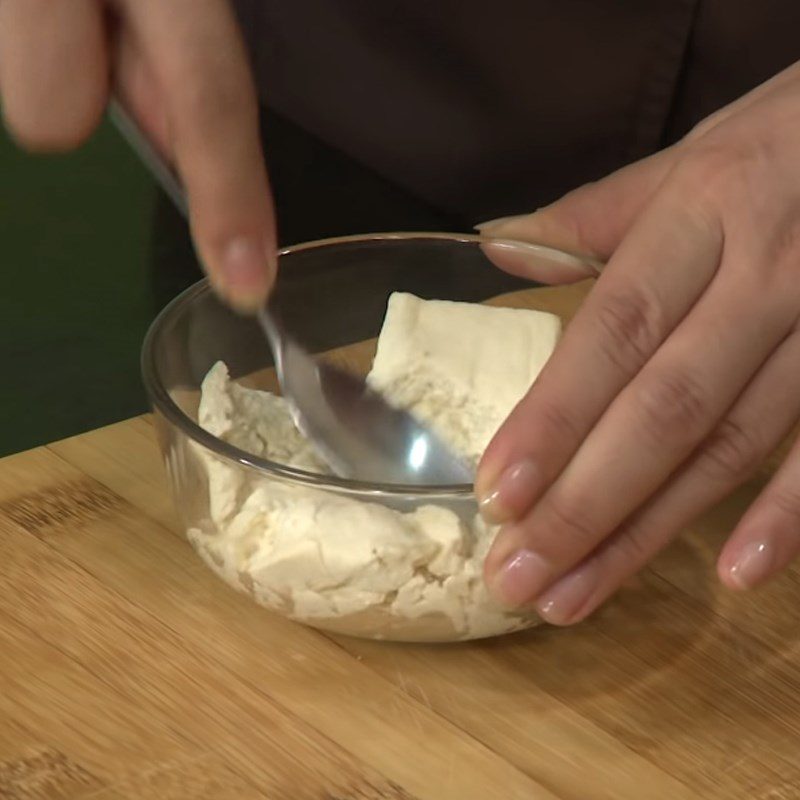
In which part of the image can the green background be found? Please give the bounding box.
[0,121,157,457]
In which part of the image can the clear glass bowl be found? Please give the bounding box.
[141,232,595,642]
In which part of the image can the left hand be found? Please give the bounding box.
[476,59,800,624]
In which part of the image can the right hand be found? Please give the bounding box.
[0,0,275,312]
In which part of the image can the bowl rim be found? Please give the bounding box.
[141,231,598,498]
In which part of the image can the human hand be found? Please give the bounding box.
[0,0,274,312]
[477,60,800,624]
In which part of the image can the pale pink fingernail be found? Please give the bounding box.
[728,542,774,590]
[536,565,598,625]
[488,549,551,608]
[478,459,541,524]
[218,237,274,311]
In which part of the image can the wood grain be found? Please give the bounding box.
[1,280,799,799]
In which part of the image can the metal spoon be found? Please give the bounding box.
[109,100,473,485]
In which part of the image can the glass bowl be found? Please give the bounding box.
[141,232,595,642]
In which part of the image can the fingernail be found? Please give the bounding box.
[475,213,530,232]
[488,549,551,608]
[728,541,774,590]
[536,565,598,625]
[218,237,274,312]
[478,459,540,524]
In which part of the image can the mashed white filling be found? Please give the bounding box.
[186,293,561,641]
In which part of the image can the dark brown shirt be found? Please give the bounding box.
[233,1,800,222]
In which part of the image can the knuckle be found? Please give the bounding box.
[593,289,664,374]
[537,399,584,449]
[672,139,769,206]
[684,110,726,143]
[635,370,709,447]
[767,482,800,522]
[608,521,654,569]
[766,213,800,275]
[2,90,102,153]
[696,417,765,484]
[543,492,598,547]
[674,138,800,295]
[5,114,91,153]
[177,75,257,139]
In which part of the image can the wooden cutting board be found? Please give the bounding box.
[1,281,800,800]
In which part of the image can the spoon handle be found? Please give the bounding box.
[256,307,287,373]
[108,98,189,219]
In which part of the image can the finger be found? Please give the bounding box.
[718,432,800,591]
[476,161,723,518]
[0,0,108,151]
[484,246,798,609]
[113,26,171,158]
[476,147,678,265]
[119,0,275,311]
[534,328,800,625]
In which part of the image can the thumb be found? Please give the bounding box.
[476,146,680,283]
